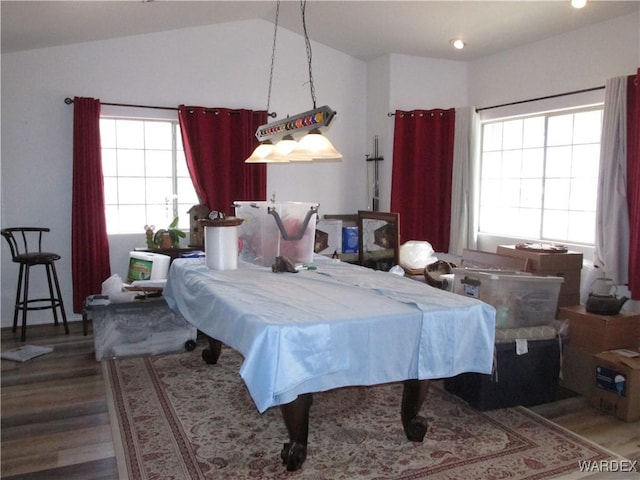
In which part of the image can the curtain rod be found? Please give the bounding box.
[64,97,276,117]
[64,97,178,111]
[386,109,453,117]
[475,86,605,112]
[385,85,606,116]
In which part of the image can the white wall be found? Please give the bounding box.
[0,19,367,326]
[366,54,469,212]
[365,55,392,211]
[468,13,639,108]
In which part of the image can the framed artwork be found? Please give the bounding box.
[357,211,400,271]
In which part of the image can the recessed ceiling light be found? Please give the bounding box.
[571,0,587,8]
[450,39,465,50]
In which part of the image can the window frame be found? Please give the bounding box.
[99,113,198,235]
[477,102,604,250]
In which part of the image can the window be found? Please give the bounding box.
[479,106,603,245]
[100,117,199,234]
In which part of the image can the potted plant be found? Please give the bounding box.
[152,217,186,249]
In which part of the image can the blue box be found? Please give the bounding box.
[342,226,359,253]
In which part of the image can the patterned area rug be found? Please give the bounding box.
[104,346,621,480]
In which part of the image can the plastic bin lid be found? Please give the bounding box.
[452,267,563,283]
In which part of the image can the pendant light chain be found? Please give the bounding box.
[246,0,342,162]
[266,0,281,113]
[300,0,317,109]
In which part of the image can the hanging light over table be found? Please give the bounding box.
[245,0,342,163]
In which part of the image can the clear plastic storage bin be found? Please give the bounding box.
[453,268,563,328]
[87,298,197,360]
[234,201,319,267]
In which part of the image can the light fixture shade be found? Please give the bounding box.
[291,129,343,160]
[246,141,277,163]
[274,135,297,155]
[245,141,290,163]
[261,135,297,163]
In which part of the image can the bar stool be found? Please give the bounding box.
[1,227,69,341]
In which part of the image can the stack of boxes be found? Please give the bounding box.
[457,245,640,422]
[496,244,583,310]
[559,305,640,421]
[445,249,566,410]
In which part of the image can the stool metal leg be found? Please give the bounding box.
[49,262,69,335]
[12,263,25,334]
[45,263,59,326]
[20,264,31,342]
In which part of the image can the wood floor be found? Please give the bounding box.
[1,322,639,479]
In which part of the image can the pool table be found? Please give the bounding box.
[164,255,495,471]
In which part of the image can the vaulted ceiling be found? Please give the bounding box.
[2,1,638,61]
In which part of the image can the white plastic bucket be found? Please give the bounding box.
[204,224,239,270]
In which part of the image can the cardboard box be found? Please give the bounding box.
[496,245,583,272]
[556,270,581,294]
[557,292,581,310]
[559,343,594,396]
[461,249,529,271]
[590,349,640,422]
[497,245,583,309]
[559,305,640,354]
[559,306,639,396]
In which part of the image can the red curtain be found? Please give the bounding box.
[627,69,640,299]
[71,97,111,313]
[178,106,267,216]
[390,109,456,252]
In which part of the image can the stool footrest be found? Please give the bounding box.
[17,298,64,311]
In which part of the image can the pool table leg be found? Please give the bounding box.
[279,393,313,471]
[202,336,222,364]
[401,379,430,442]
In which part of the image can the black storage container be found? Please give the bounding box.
[444,338,562,410]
